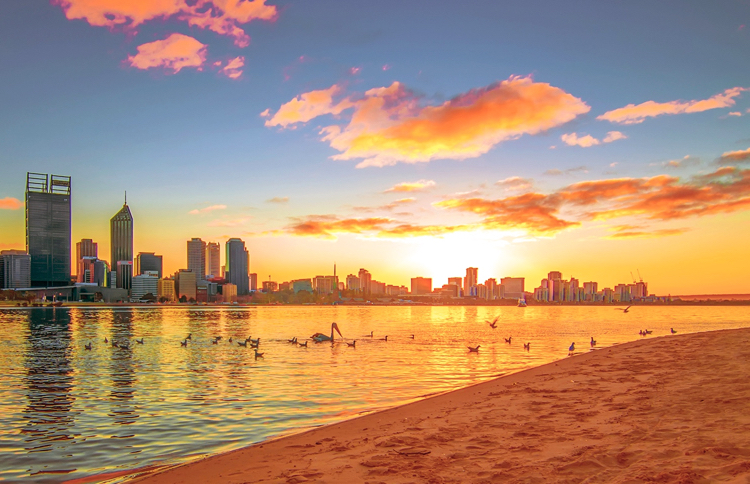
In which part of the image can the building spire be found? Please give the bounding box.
[124,190,127,205]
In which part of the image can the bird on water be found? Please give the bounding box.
[590,337,596,347]
[568,342,575,355]
[468,345,480,353]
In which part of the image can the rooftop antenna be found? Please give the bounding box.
[334,262,336,277]
[125,191,127,205]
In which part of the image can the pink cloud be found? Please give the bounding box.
[53,0,277,47]
[0,197,23,210]
[220,56,244,79]
[598,87,747,124]
[188,204,227,214]
[128,33,207,73]
[561,133,599,147]
[384,180,436,193]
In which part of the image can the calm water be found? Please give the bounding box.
[0,305,747,482]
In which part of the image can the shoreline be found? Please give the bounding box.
[118,327,750,484]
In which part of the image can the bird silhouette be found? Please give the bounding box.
[568,342,575,355]
[136,338,144,344]
[254,349,264,359]
[590,337,596,347]
[366,331,374,338]
[104,337,108,343]
[238,340,247,347]
[180,340,188,347]
[616,306,632,313]
[212,339,218,345]
[84,342,92,351]
[186,333,192,340]
[523,342,530,350]
[671,328,677,334]
[347,340,356,347]
[487,316,498,329]
[228,337,233,343]
[504,336,512,344]
[410,334,415,339]
[468,345,480,353]
[111,341,119,348]
[298,341,308,347]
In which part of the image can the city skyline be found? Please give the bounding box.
[1,1,750,294]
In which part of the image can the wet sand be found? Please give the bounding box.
[126,328,750,483]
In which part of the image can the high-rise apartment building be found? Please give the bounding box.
[500,277,525,299]
[135,252,162,278]
[313,275,338,294]
[110,195,133,289]
[205,242,220,278]
[448,277,463,295]
[78,256,98,283]
[187,238,206,282]
[346,274,359,291]
[225,238,249,295]
[25,172,71,287]
[0,250,31,289]
[75,239,97,282]
[116,261,133,291]
[410,277,432,295]
[131,271,159,300]
[249,273,257,292]
[157,278,176,302]
[464,267,478,296]
[176,270,197,300]
[358,268,372,295]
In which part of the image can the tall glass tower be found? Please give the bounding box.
[25,172,71,287]
[110,195,133,289]
[225,238,249,295]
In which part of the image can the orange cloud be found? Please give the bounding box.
[264,84,354,128]
[220,56,244,79]
[605,228,689,239]
[598,87,747,124]
[435,194,580,236]
[718,147,750,164]
[285,216,393,239]
[384,180,436,193]
[266,196,289,203]
[54,0,277,47]
[188,204,227,214]
[0,197,23,210]
[128,33,207,73]
[266,76,590,167]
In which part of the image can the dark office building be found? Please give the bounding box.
[25,173,71,287]
[135,252,162,278]
[225,238,249,295]
[110,196,133,289]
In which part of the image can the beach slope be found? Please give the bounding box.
[128,328,750,483]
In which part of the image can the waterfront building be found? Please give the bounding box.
[410,277,432,295]
[500,277,525,299]
[110,195,133,288]
[583,281,598,301]
[614,283,631,303]
[222,283,237,302]
[441,283,459,298]
[484,278,498,300]
[292,279,313,293]
[386,284,408,296]
[135,252,163,278]
[176,270,197,300]
[358,268,371,295]
[262,280,278,292]
[464,268,478,297]
[25,172,72,287]
[116,261,133,291]
[569,277,580,302]
[93,259,109,287]
[370,280,386,295]
[346,274,359,291]
[157,278,176,302]
[75,239,97,282]
[205,242,220,278]
[187,238,206,282]
[78,256,98,283]
[249,273,257,292]
[313,275,338,294]
[131,271,158,300]
[225,238,249,295]
[0,250,31,289]
[448,277,463,296]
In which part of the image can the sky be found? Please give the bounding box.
[1,0,749,295]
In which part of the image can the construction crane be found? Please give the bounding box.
[637,269,643,282]
[630,272,637,284]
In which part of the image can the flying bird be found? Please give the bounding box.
[504,337,512,344]
[616,306,632,313]
[468,345,480,353]
[523,342,530,350]
[487,317,498,329]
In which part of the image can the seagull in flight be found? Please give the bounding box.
[468,345,480,353]
[487,317,498,329]
[616,306,632,313]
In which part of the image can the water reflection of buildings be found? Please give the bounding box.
[22,308,77,451]
[109,310,138,427]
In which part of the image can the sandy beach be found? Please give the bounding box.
[125,328,750,484]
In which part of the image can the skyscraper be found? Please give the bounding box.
[25,172,71,287]
[358,268,372,295]
[205,242,220,279]
[135,252,163,278]
[464,267,478,296]
[225,238,249,295]
[0,250,31,289]
[110,195,133,289]
[75,239,98,282]
[187,238,206,281]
